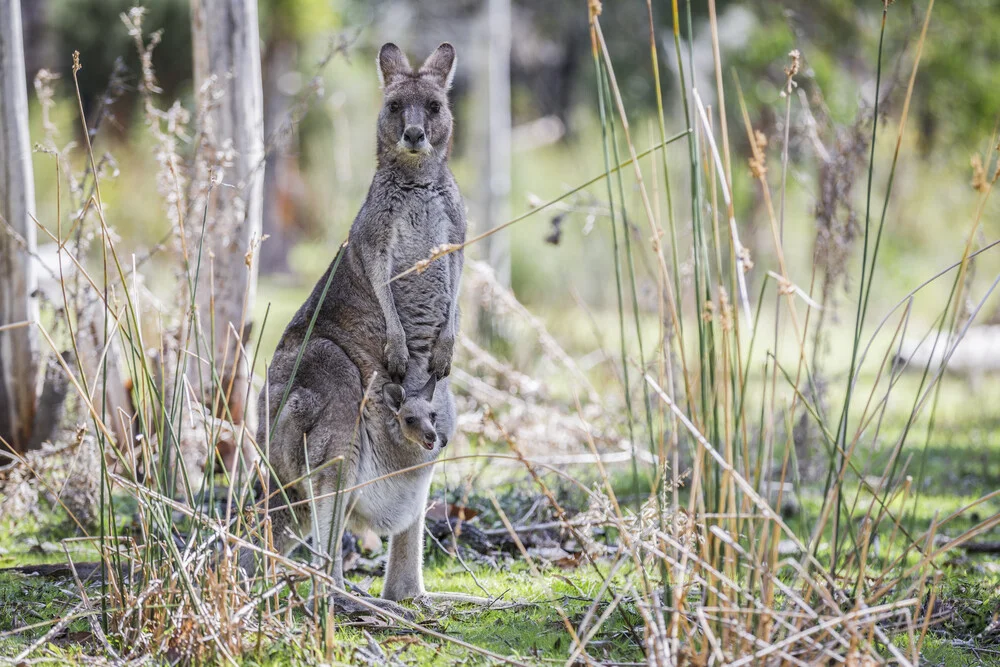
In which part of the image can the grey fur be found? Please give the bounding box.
[243,43,465,609]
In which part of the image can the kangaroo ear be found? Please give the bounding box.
[377,43,411,88]
[383,383,406,413]
[419,43,456,90]
[418,374,437,400]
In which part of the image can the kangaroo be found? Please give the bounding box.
[243,42,466,614]
[383,376,454,451]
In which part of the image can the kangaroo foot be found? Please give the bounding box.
[329,592,417,621]
[414,591,517,611]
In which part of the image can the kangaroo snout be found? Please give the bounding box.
[403,125,426,150]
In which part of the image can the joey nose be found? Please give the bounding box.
[403,126,425,146]
[423,429,436,444]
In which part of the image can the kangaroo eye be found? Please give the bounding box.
[429,412,437,422]
[428,101,441,114]
[405,417,416,426]
[388,101,401,113]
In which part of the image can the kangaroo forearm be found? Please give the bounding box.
[361,247,404,335]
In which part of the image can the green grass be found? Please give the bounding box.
[2,393,998,665]
[0,548,642,665]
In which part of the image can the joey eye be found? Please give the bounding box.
[405,417,416,426]
[388,101,401,113]
[428,101,441,114]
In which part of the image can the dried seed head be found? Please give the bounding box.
[754,129,768,152]
[971,154,989,193]
[589,0,602,21]
[33,69,61,151]
[718,288,733,332]
[748,129,769,177]
[783,49,801,96]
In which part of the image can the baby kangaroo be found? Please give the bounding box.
[384,376,448,451]
[243,41,466,617]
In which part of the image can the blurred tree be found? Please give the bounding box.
[256,0,338,274]
[46,0,192,137]
[477,0,512,286]
[751,1,1000,151]
[0,0,40,454]
[185,0,265,470]
[259,11,299,275]
[911,1,1000,152]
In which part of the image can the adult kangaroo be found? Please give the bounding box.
[245,43,466,613]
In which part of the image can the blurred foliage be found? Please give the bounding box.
[47,0,192,119]
[36,0,1000,150]
[770,0,1000,145]
[23,0,1000,321]
[258,0,340,42]
[914,0,1000,149]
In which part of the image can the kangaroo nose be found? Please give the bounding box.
[403,126,425,145]
[423,429,436,443]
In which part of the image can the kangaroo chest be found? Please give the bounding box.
[388,191,454,344]
[389,192,451,271]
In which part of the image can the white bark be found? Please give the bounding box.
[481,0,512,286]
[187,0,264,431]
[0,0,39,452]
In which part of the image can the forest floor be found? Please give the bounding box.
[1,399,998,666]
[2,281,999,665]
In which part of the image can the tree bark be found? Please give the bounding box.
[187,0,265,435]
[0,0,39,454]
[472,0,512,343]
[481,0,512,286]
[259,36,299,276]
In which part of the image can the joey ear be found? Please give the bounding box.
[419,43,456,90]
[377,43,411,88]
[418,374,437,400]
[383,383,406,413]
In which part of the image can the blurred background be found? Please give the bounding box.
[18,0,1000,370]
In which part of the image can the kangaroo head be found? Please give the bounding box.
[383,375,439,451]
[375,42,456,169]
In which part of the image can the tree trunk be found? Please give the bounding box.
[481,0,512,287]
[187,0,264,435]
[472,0,512,344]
[259,36,299,276]
[0,0,39,454]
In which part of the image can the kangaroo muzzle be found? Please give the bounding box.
[400,107,430,153]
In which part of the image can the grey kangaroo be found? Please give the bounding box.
[243,42,466,614]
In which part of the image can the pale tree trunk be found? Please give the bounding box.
[480,0,512,286]
[472,0,512,341]
[0,0,39,454]
[186,0,264,474]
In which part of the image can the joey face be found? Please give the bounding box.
[376,43,456,167]
[383,376,439,451]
